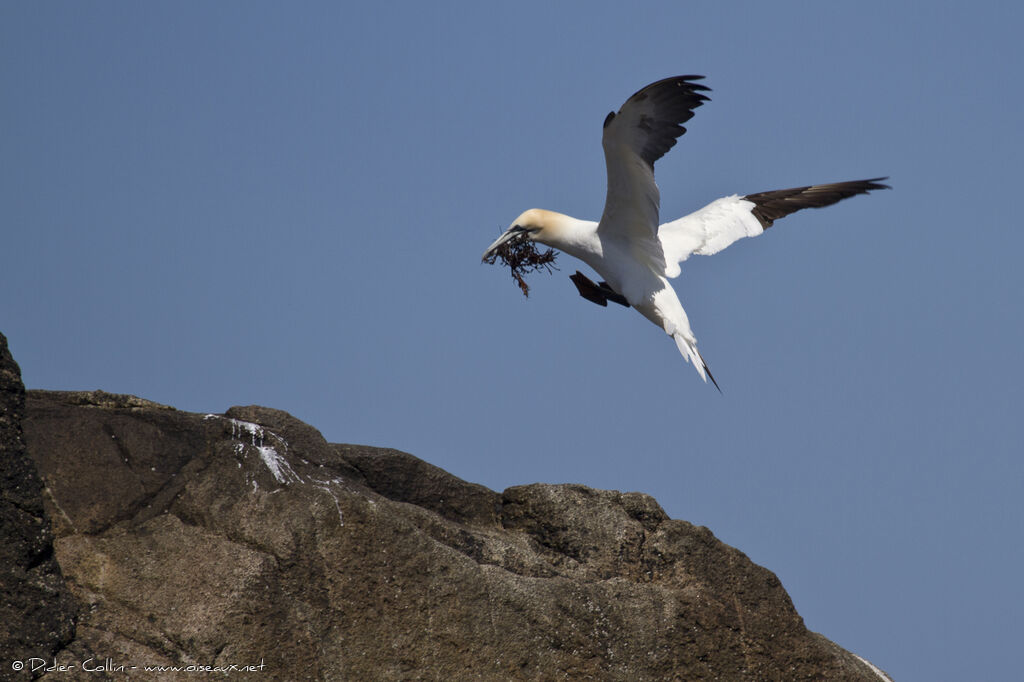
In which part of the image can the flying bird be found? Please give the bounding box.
[482,75,888,389]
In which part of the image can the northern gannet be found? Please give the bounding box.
[482,75,888,388]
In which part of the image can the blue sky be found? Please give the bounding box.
[3,3,1021,680]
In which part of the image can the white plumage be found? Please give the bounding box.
[482,75,888,388]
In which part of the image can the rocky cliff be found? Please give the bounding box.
[0,335,87,679]
[0,332,891,681]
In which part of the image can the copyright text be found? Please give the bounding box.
[9,657,267,675]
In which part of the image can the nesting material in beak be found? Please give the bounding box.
[482,229,557,298]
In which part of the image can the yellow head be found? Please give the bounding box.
[481,209,568,261]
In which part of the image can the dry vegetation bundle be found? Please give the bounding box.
[483,236,558,297]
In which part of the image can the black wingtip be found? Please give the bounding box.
[670,74,710,88]
[745,177,892,229]
[624,74,711,101]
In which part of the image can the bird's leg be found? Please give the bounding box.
[569,271,609,307]
[569,271,630,307]
[597,282,629,307]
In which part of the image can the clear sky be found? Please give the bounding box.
[3,3,1021,680]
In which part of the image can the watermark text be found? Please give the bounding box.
[10,657,266,675]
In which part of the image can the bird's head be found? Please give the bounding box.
[481,209,559,261]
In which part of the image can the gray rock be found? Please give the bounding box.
[9,379,891,680]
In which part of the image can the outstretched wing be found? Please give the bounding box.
[658,178,890,277]
[599,76,710,252]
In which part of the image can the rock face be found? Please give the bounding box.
[0,334,80,679]
[2,336,892,680]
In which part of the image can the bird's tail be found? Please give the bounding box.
[673,332,721,392]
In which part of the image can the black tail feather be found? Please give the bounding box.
[698,350,722,393]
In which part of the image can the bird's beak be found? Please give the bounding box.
[481,226,528,262]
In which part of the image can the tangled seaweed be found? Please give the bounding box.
[484,234,558,297]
